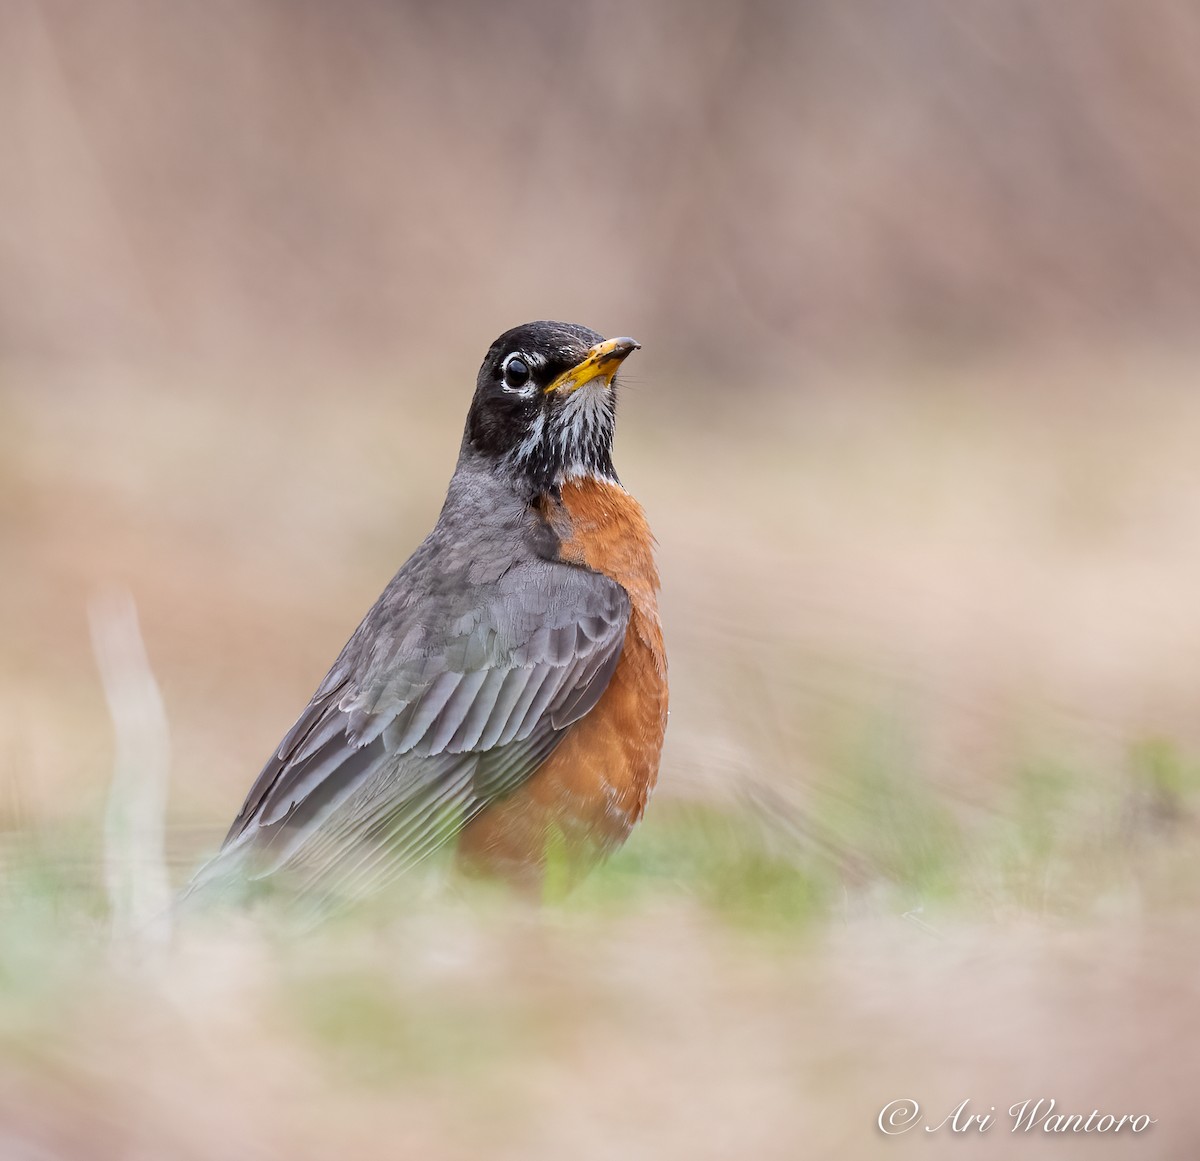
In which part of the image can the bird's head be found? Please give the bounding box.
[464,320,640,493]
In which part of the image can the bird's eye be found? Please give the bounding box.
[502,355,531,390]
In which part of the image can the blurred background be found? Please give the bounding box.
[5,1,1200,1157]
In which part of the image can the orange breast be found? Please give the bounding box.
[457,478,668,886]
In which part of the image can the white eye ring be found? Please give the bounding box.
[501,353,534,394]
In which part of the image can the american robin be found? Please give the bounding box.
[194,321,667,901]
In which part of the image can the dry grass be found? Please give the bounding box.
[4,346,1200,1157]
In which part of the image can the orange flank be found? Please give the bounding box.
[457,479,668,885]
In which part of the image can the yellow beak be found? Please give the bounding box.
[545,337,640,395]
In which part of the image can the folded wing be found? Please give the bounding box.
[198,558,630,901]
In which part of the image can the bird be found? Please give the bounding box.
[191,321,667,904]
